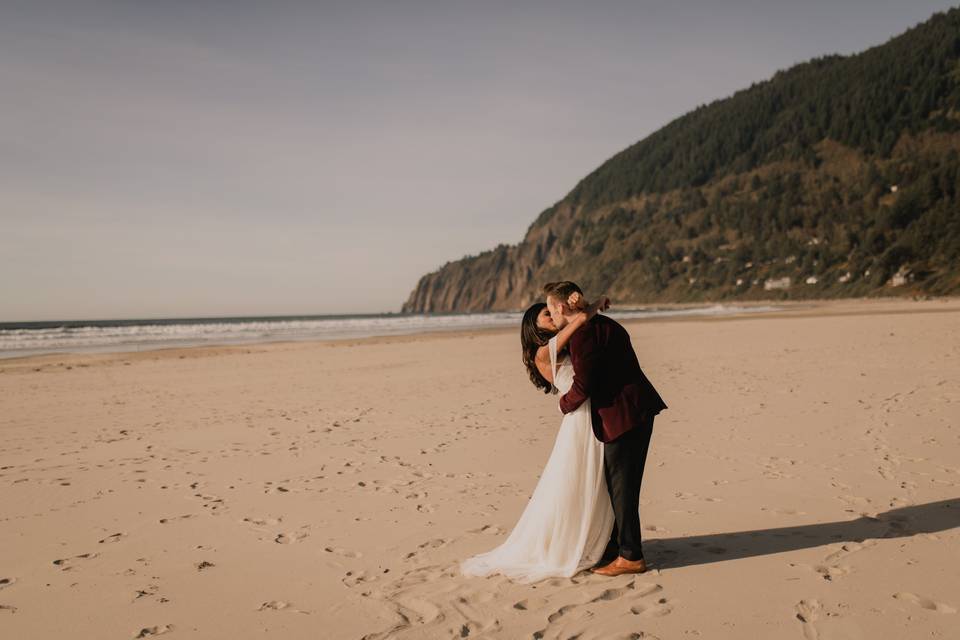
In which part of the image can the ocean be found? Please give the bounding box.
[0,305,778,359]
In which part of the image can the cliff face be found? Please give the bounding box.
[403,9,960,313]
[401,206,573,313]
[401,244,525,313]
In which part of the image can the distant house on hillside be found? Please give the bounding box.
[890,266,912,287]
[764,277,792,291]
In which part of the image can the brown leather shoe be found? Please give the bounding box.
[590,556,648,576]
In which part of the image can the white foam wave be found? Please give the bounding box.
[0,305,777,358]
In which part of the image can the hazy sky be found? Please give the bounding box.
[2,1,955,320]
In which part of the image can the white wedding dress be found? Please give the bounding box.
[460,336,615,583]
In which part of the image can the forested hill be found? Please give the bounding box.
[402,8,960,313]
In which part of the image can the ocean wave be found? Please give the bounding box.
[0,305,778,357]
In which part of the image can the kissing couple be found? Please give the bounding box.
[461,281,667,582]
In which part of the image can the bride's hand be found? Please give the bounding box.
[566,291,585,311]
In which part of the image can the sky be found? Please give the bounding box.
[1,0,956,320]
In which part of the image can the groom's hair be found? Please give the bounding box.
[542,281,582,304]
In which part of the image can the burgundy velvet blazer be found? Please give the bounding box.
[558,315,667,443]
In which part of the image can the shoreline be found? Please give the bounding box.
[2,296,957,369]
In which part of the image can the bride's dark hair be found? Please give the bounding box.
[521,302,555,394]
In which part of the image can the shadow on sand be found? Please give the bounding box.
[645,498,960,569]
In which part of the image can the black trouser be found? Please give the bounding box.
[602,415,654,562]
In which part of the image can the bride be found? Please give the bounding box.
[460,294,614,583]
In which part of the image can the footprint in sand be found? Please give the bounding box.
[630,599,672,617]
[590,582,640,603]
[814,564,852,581]
[257,600,310,614]
[274,531,309,544]
[99,532,126,544]
[243,516,283,527]
[788,542,869,582]
[403,538,449,560]
[543,578,651,625]
[52,552,98,571]
[468,524,503,535]
[795,599,822,640]
[133,585,166,603]
[158,514,195,524]
[194,493,226,512]
[527,579,668,639]
[893,592,957,614]
[343,570,381,588]
[0,578,14,591]
[546,603,578,624]
[508,592,554,617]
[134,624,174,638]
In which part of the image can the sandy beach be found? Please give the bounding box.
[1,297,958,639]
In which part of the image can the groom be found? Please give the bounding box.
[543,281,668,576]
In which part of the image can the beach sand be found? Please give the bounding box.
[1,298,958,639]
